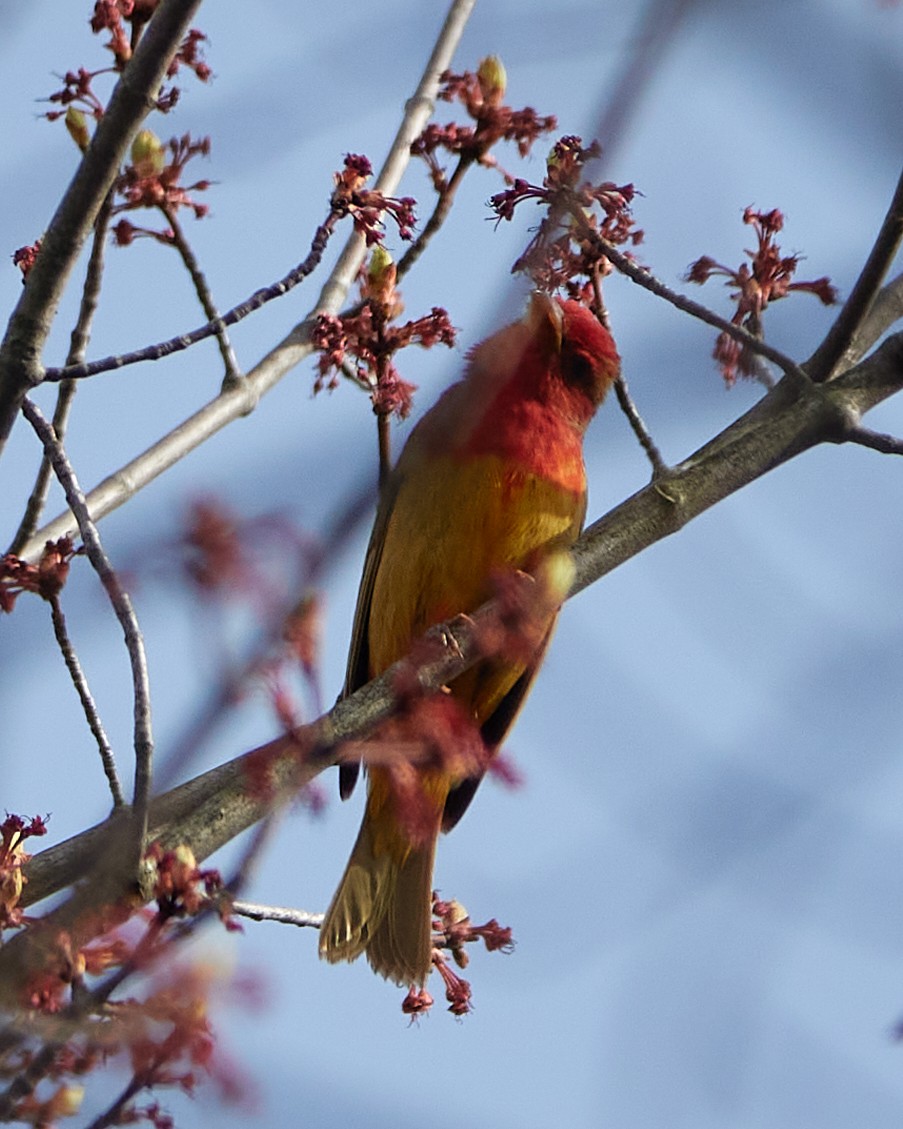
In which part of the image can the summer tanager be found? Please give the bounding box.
[319,293,620,985]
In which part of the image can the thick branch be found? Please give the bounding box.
[20,332,903,912]
[0,0,204,454]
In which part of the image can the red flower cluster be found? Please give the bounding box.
[111,131,211,245]
[432,895,514,962]
[180,498,249,597]
[12,240,42,283]
[89,1,210,81]
[0,813,48,930]
[432,950,473,1017]
[686,206,838,384]
[167,28,212,83]
[45,66,108,122]
[401,895,515,1017]
[144,842,224,922]
[330,154,417,246]
[310,246,455,419]
[349,696,488,849]
[491,135,642,297]
[47,14,208,123]
[0,538,78,613]
[172,497,326,734]
[411,57,557,191]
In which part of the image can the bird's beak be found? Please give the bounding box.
[526,291,563,353]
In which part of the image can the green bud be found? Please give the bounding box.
[477,55,507,102]
[65,107,90,153]
[131,129,166,176]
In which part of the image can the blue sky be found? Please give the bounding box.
[3,2,903,1127]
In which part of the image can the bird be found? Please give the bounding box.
[318,292,620,986]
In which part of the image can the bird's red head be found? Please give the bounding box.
[527,293,621,409]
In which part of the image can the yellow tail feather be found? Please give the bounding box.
[319,812,438,987]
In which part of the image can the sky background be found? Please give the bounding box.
[3,1,903,1127]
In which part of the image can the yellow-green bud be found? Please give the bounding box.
[131,129,166,177]
[65,107,90,153]
[477,55,507,103]
[367,245,397,305]
[368,245,395,286]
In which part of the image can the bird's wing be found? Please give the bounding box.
[441,622,557,831]
[338,469,405,799]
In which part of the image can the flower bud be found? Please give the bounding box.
[366,245,397,306]
[65,107,90,153]
[477,55,507,105]
[131,129,166,177]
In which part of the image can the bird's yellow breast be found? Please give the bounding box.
[367,452,585,723]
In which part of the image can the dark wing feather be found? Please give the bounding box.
[338,470,405,799]
[441,623,556,831]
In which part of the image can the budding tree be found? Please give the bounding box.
[2,1,902,1126]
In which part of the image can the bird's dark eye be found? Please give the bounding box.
[562,347,595,391]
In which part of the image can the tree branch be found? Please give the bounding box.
[19,331,903,914]
[21,400,154,844]
[838,270,903,369]
[230,900,323,929]
[0,0,205,455]
[47,594,126,809]
[161,203,242,385]
[805,165,903,381]
[8,193,115,556]
[15,0,477,565]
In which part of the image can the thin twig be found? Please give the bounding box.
[231,900,323,929]
[43,215,338,384]
[161,203,243,386]
[591,275,668,472]
[21,399,154,844]
[377,411,392,486]
[19,0,477,565]
[613,374,667,476]
[396,153,476,282]
[8,194,115,555]
[835,270,903,371]
[844,426,903,455]
[48,594,125,808]
[577,216,808,384]
[806,165,903,382]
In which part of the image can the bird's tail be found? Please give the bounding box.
[319,789,440,987]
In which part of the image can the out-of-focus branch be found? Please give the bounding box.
[590,0,699,165]
[17,0,477,565]
[0,0,205,455]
